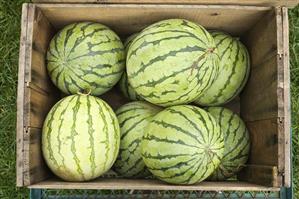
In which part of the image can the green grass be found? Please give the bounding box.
[0,1,298,198]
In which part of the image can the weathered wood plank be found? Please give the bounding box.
[240,55,278,121]
[28,178,280,191]
[280,7,291,187]
[23,127,50,186]
[26,7,56,93]
[37,4,270,36]
[32,0,299,8]
[245,118,278,166]
[238,165,281,187]
[17,3,30,187]
[24,86,59,129]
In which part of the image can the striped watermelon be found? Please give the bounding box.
[141,105,224,184]
[113,101,161,178]
[206,107,250,180]
[47,22,125,96]
[42,94,120,181]
[194,31,250,106]
[118,33,143,101]
[127,19,219,107]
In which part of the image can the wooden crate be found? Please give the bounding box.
[17,1,293,191]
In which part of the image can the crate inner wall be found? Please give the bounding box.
[17,3,290,190]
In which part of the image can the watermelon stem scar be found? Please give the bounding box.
[77,88,92,96]
[190,47,216,76]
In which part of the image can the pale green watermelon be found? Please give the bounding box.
[47,22,125,96]
[194,31,250,106]
[141,105,224,184]
[113,101,161,178]
[207,107,250,180]
[127,19,219,107]
[42,94,120,181]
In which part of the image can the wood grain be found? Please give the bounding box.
[17,3,30,187]
[32,0,299,8]
[27,7,57,93]
[24,86,59,129]
[238,165,280,187]
[281,7,291,187]
[28,177,280,191]
[23,127,50,186]
[245,118,278,166]
[37,4,270,36]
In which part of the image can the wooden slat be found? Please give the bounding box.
[17,3,31,187]
[29,178,279,191]
[281,7,291,187]
[238,165,280,187]
[26,7,57,93]
[245,118,279,166]
[241,8,281,121]
[240,55,278,121]
[37,4,270,36]
[24,86,59,128]
[23,127,50,186]
[32,0,299,8]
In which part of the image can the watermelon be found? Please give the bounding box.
[194,31,250,106]
[113,101,161,178]
[127,19,219,107]
[46,22,125,96]
[42,94,120,181]
[118,33,143,101]
[206,107,250,180]
[141,105,224,184]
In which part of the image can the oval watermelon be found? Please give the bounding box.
[46,22,125,96]
[113,101,161,178]
[141,105,224,184]
[118,33,143,101]
[194,31,250,106]
[42,94,120,181]
[206,107,250,180]
[127,19,219,107]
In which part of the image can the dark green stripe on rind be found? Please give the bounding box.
[46,22,125,96]
[206,107,250,181]
[86,96,96,177]
[70,96,85,180]
[127,19,219,107]
[113,101,161,178]
[142,105,223,184]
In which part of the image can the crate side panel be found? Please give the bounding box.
[17,3,31,187]
[28,178,280,191]
[37,4,270,36]
[23,127,51,186]
[27,7,57,93]
[280,7,291,187]
[32,0,299,8]
[238,165,280,187]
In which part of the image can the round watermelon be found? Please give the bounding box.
[127,19,219,107]
[141,105,224,184]
[206,107,250,180]
[42,94,120,181]
[46,22,125,96]
[118,33,143,101]
[194,31,250,106]
[113,101,161,178]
